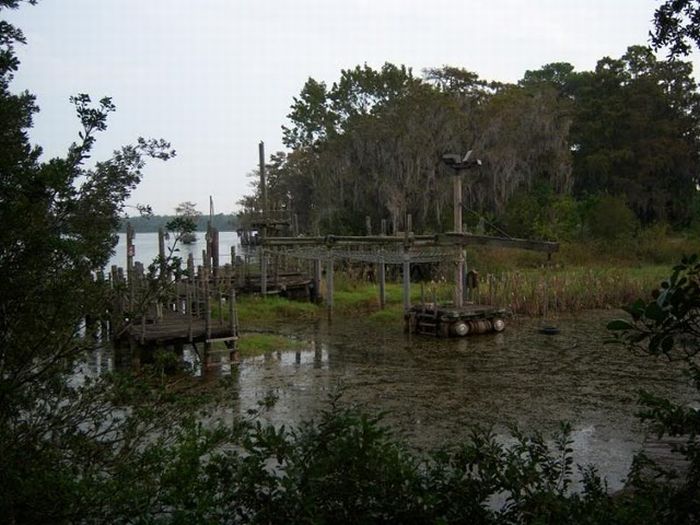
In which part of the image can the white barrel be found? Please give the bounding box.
[450,320,469,337]
[492,318,506,332]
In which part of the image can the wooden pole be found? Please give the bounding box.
[126,222,135,278]
[378,256,386,309]
[402,248,411,312]
[260,247,267,295]
[453,173,464,308]
[259,141,268,223]
[326,249,334,317]
[187,253,194,281]
[212,227,220,280]
[158,226,166,278]
[313,257,322,303]
[379,219,386,309]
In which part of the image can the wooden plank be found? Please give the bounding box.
[436,233,559,253]
[263,233,559,253]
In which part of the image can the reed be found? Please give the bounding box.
[475,266,668,316]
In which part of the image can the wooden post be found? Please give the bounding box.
[260,247,267,295]
[378,256,386,309]
[228,288,241,335]
[202,249,209,273]
[212,227,220,280]
[293,213,299,236]
[365,215,372,236]
[313,257,322,303]
[326,249,334,316]
[379,219,386,309]
[259,141,268,223]
[187,285,193,342]
[158,226,166,278]
[126,222,135,276]
[453,173,464,308]
[402,248,411,312]
[187,253,195,281]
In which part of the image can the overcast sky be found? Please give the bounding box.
[6,0,697,215]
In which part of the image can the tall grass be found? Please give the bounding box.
[475,266,668,316]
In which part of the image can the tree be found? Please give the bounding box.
[0,3,236,522]
[652,0,700,58]
[173,200,201,243]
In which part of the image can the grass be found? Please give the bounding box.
[227,263,671,326]
[236,295,318,325]
[237,333,304,357]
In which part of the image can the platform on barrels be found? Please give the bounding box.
[406,303,508,337]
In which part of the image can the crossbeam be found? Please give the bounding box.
[262,233,559,253]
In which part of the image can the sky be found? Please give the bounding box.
[6,0,698,215]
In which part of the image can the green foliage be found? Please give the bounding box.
[652,0,700,58]
[583,194,638,240]
[606,254,700,522]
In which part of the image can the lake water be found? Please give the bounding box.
[109,231,244,270]
[221,313,694,491]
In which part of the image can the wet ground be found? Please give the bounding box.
[226,312,695,490]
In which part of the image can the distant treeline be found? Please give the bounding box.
[119,213,239,233]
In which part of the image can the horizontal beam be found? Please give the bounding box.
[262,235,428,246]
[262,233,559,253]
[435,233,559,253]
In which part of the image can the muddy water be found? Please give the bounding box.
[228,312,695,490]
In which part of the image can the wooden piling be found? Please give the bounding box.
[126,222,135,277]
[326,250,334,316]
[187,253,194,281]
[158,226,166,277]
[212,227,220,279]
[402,248,411,312]
[260,247,268,295]
[313,258,322,303]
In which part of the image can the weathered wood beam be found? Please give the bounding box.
[261,233,559,253]
[435,233,559,253]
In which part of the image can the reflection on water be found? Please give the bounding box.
[91,311,695,491]
[230,312,694,491]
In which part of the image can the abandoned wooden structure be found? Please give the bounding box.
[109,223,240,366]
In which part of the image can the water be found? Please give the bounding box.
[226,313,695,491]
[109,231,243,269]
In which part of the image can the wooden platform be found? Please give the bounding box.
[406,303,508,337]
[123,312,237,347]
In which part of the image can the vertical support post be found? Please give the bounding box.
[187,285,193,341]
[453,173,464,308]
[202,249,209,273]
[378,257,386,309]
[259,141,268,222]
[403,248,411,312]
[260,247,267,295]
[187,253,195,281]
[212,227,220,280]
[293,213,299,236]
[379,218,386,309]
[126,222,135,278]
[313,257,322,303]
[365,215,372,236]
[158,226,166,278]
[326,249,334,317]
